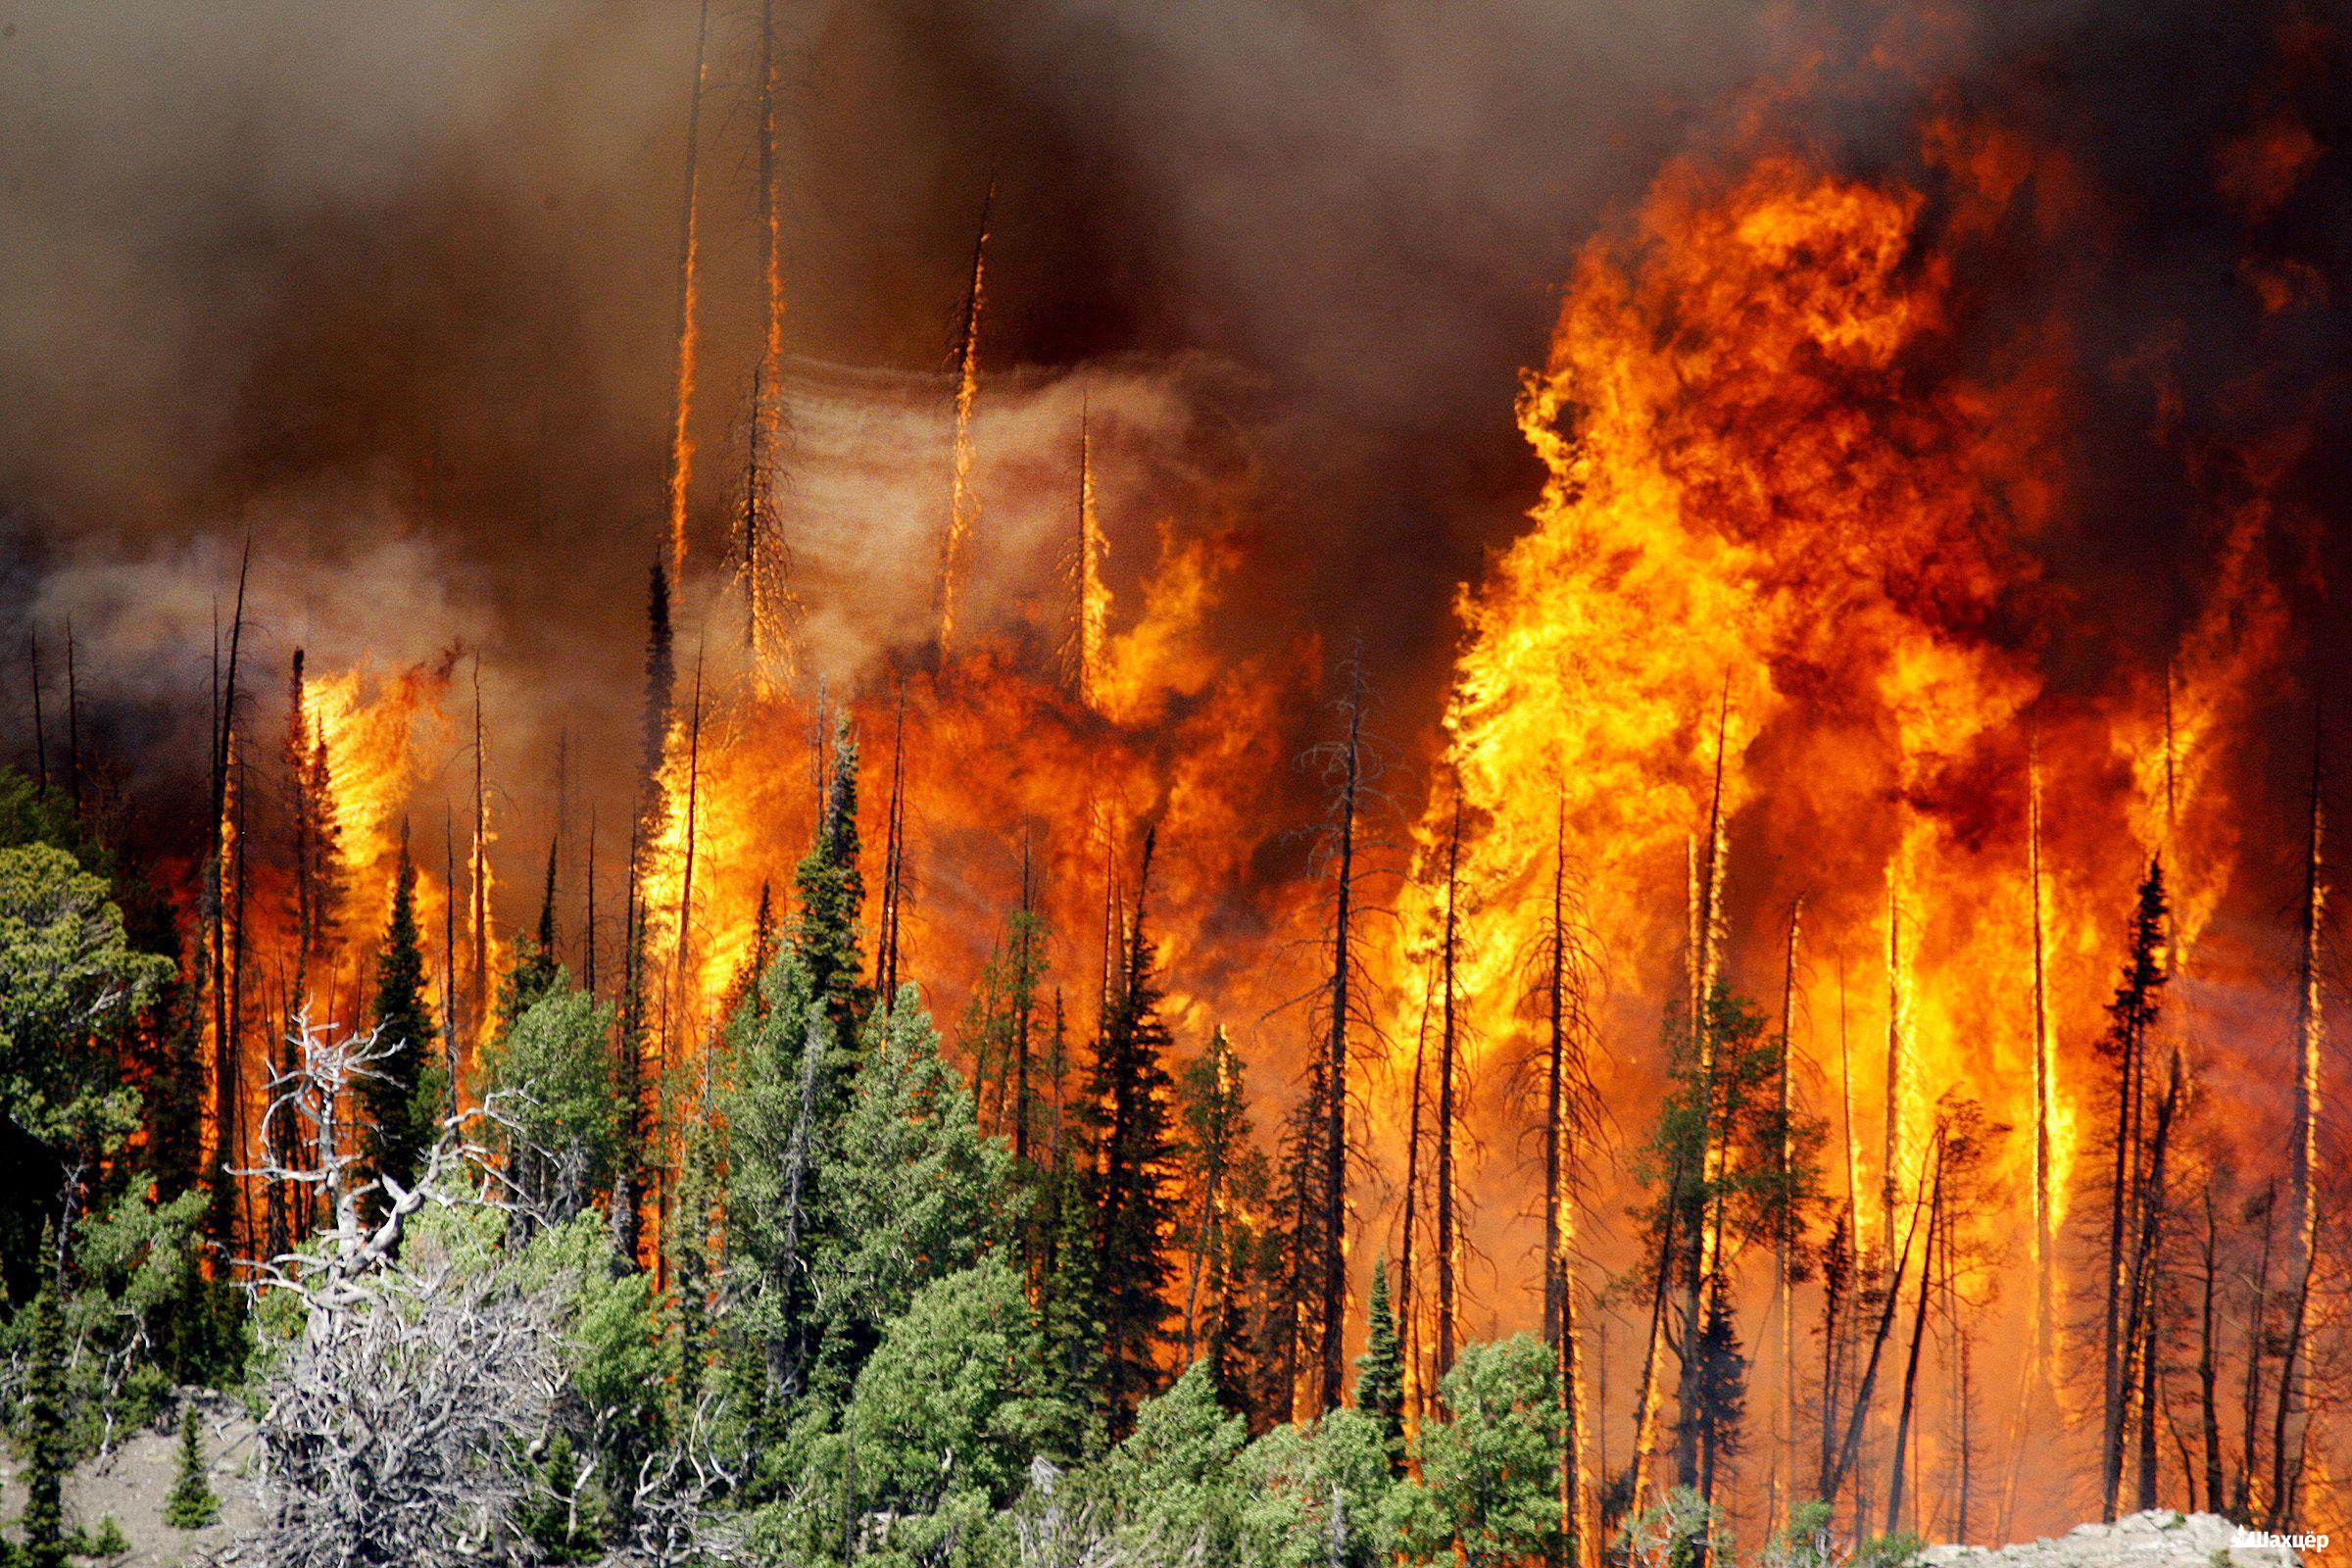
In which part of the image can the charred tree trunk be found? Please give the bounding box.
[27,633,46,793]
[1435,786,1464,1383]
[1316,662,1365,1412]
[1886,1137,1943,1538]
[2232,1185,2276,1520]
[582,810,598,998]
[205,544,250,1248]
[662,0,711,584]
[63,620,79,816]
[2197,1186,2226,1516]
[1399,964,1430,1426]
[468,660,489,1060]
[1774,896,1803,1513]
[2128,1050,2183,1511]
[1824,1160,1929,1505]
[875,684,908,1007]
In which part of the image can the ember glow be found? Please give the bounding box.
[4,0,2348,1552]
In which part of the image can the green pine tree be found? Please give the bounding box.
[516,1429,604,1563]
[1034,1156,1108,1457]
[362,838,437,1197]
[809,993,1012,1395]
[1354,1257,1406,1474]
[163,1401,220,1530]
[1087,830,1184,1435]
[792,715,868,1072]
[20,1240,70,1568]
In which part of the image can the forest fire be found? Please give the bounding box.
[0,2,2345,1565]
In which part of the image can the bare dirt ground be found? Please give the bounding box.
[0,1391,258,1567]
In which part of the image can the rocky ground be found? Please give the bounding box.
[1927,1512,2307,1568]
[0,1391,258,1567]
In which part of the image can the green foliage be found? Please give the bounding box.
[0,844,169,1158]
[0,773,109,877]
[1762,1499,1838,1568]
[1619,1488,1725,1568]
[811,996,1013,1387]
[1096,1361,1249,1564]
[1087,837,1184,1431]
[47,1188,240,1437]
[842,1257,1067,1564]
[729,975,1013,1428]
[1353,1258,1405,1474]
[361,843,437,1197]
[516,1430,605,1563]
[474,979,621,1219]
[1235,1408,1398,1568]
[17,1256,70,1568]
[78,1515,128,1558]
[1850,1533,1927,1568]
[164,1402,221,1530]
[1393,1336,1564,1568]
[791,715,868,1063]
[1032,1159,1107,1455]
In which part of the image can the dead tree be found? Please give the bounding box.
[469,658,491,1055]
[662,0,712,585]
[26,632,46,792]
[1435,783,1465,1381]
[1308,657,1374,1411]
[1398,959,1432,1424]
[239,1015,574,1568]
[875,683,910,1007]
[2231,1183,2278,1520]
[1882,1133,1937,1542]
[205,542,251,1247]
[1533,786,1604,1567]
[2096,859,2169,1521]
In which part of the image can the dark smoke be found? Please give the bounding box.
[0,0,2345,878]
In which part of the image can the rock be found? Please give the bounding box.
[1927,1512,2302,1568]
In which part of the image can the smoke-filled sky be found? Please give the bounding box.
[1,0,2347,873]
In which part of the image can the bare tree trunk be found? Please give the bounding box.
[2100,1006,2144,1518]
[1775,897,1803,1517]
[2129,1051,2182,1510]
[445,807,462,1117]
[1825,1161,1930,1503]
[674,656,705,1029]
[934,189,992,656]
[27,633,46,792]
[2264,1215,2318,1531]
[1435,787,1463,1383]
[1676,689,1733,1489]
[662,0,711,584]
[1886,1138,1943,1538]
[2198,1186,2226,1517]
[876,684,908,1008]
[2288,707,2325,1275]
[1012,831,1036,1164]
[1316,662,1365,1413]
[1628,1162,1681,1514]
[469,660,489,1063]
[1882,870,1905,1260]
[582,811,598,998]
[2232,1185,2276,1519]
[64,619,79,815]
[1400,966,1430,1426]
[207,544,251,1249]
